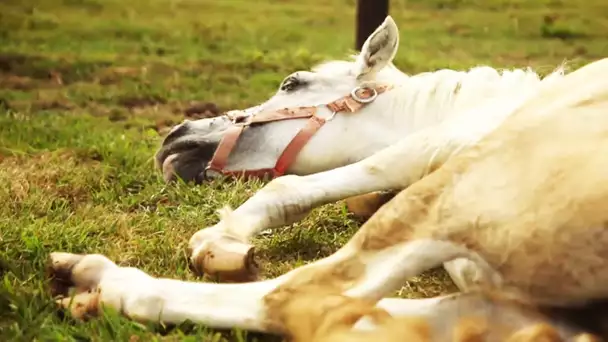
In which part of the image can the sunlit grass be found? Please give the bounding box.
[1,0,605,340]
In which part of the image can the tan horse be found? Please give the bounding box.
[48,56,608,340]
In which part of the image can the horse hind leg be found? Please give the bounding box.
[341,238,503,302]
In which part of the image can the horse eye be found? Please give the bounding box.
[280,76,304,92]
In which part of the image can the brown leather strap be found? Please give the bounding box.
[206,125,245,172]
[207,84,392,180]
[273,115,326,176]
[249,107,317,124]
[212,166,275,179]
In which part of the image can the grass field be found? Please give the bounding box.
[1,0,607,340]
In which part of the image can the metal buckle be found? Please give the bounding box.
[350,86,378,104]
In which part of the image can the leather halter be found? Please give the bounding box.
[204,84,392,180]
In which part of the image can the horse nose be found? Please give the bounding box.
[154,121,191,177]
[158,151,207,184]
[154,116,226,184]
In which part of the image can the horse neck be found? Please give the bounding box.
[385,66,560,134]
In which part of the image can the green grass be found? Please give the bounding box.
[1,0,606,340]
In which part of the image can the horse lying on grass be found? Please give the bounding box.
[155,16,568,288]
[49,54,608,340]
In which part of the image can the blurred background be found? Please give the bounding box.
[1,0,607,340]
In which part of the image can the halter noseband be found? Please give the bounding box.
[204,84,392,180]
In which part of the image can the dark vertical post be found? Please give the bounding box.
[355,0,389,51]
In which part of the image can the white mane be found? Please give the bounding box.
[312,55,568,132]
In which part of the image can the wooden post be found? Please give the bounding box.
[355,0,389,51]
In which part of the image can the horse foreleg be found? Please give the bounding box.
[47,252,283,331]
[47,221,463,334]
[47,249,457,339]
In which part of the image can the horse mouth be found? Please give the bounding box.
[155,141,218,184]
[154,121,226,184]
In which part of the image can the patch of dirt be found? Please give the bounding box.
[0,52,111,85]
[183,101,221,119]
[540,14,590,40]
[118,94,167,109]
[107,108,129,122]
[120,101,222,135]
[30,98,74,111]
[573,45,588,57]
[0,74,39,91]
[154,118,178,135]
[0,54,39,73]
[95,66,144,85]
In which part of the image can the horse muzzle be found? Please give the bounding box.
[155,119,227,184]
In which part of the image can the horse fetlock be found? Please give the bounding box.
[188,231,259,282]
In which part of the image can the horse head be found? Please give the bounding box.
[155,16,403,184]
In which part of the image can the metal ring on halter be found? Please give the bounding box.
[350,86,378,104]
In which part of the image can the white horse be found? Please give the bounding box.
[48,55,608,340]
[155,16,566,286]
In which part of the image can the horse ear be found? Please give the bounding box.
[354,15,400,81]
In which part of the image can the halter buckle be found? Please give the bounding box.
[350,86,378,104]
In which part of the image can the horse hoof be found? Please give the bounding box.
[46,252,85,297]
[189,236,259,283]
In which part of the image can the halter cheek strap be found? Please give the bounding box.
[204,84,392,180]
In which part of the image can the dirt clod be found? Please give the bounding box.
[118,95,167,109]
[184,101,221,119]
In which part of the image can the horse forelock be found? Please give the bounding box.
[375,63,568,129]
